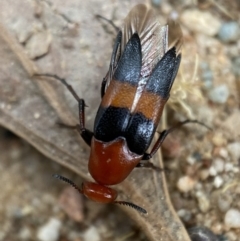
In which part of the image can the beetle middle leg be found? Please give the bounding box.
[139,120,211,164]
[35,74,93,146]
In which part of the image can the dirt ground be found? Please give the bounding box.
[0,0,240,241]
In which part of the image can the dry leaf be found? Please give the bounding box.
[0,1,191,240]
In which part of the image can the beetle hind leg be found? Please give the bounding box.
[142,119,211,160]
[34,74,93,146]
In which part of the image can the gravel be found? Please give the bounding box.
[224,209,240,228]
[37,218,62,241]
[218,22,240,43]
[208,84,230,104]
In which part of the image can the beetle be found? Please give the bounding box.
[36,4,204,213]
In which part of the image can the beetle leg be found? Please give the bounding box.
[136,160,155,168]
[95,14,120,33]
[34,74,94,146]
[57,123,93,147]
[142,120,211,160]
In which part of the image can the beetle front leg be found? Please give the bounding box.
[35,74,94,146]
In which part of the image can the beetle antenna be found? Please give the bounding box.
[53,174,83,194]
[114,201,147,214]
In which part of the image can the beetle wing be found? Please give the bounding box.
[122,4,168,78]
[122,4,183,78]
[167,19,183,55]
[95,5,183,155]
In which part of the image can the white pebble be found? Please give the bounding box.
[225,163,234,172]
[19,227,31,240]
[83,226,100,241]
[37,218,62,241]
[208,84,229,104]
[219,148,229,159]
[34,112,40,119]
[177,209,192,222]
[196,191,210,213]
[209,166,217,176]
[177,176,196,193]
[218,195,232,212]
[218,22,240,43]
[227,142,240,161]
[186,155,196,165]
[213,176,224,188]
[224,209,240,228]
[213,158,225,173]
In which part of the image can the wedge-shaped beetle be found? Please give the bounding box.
[38,4,185,213]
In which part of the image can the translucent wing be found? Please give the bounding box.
[121,4,183,78]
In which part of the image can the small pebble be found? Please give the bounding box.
[224,162,235,172]
[213,176,224,188]
[196,191,210,213]
[187,155,196,165]
[181,10,221,36]
[177,209,192,222]
[34,112,40,119]
[177,176,196,193]
[83,226,100,241]
[208,84,229,104]
[224,209,240,228]
[213,158,225,173]
[218,194,232,212]
[212,132,227,147]
[219,148,228,159]
[19,227,32,240]
[209,166,217,176]
[200,62,213,90]
[218,22,240,43]
[199,169,210,180]
[37,218,62,241]
[227,142,240,161]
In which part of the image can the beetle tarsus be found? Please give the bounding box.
[96,14,120,33]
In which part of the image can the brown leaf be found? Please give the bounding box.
[0,1,191,241]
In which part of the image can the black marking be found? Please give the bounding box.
[146,47,181,98]
[125,112,155,155]
[94,106,155,155]
[94,106,130,142]
[113,33,142,85]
